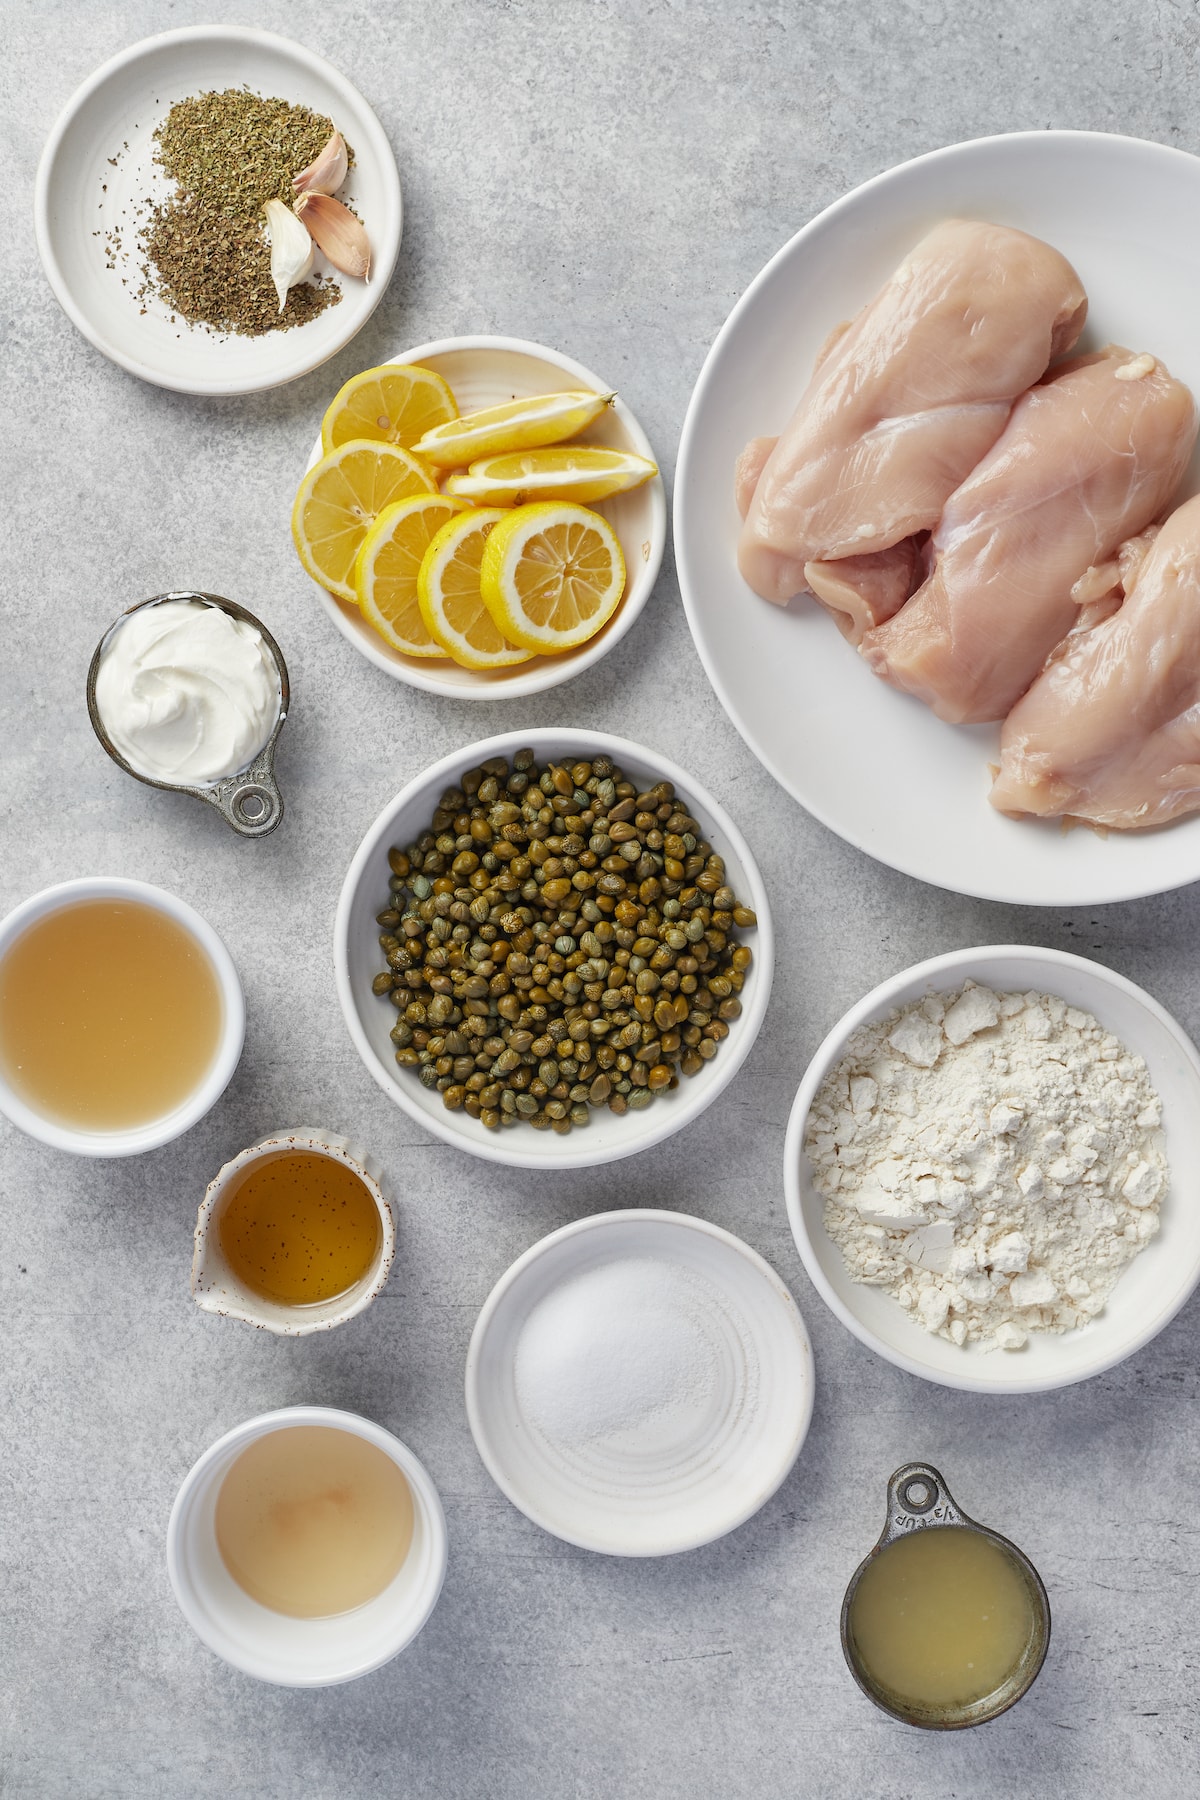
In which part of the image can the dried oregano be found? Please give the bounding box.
[138,89,352,336]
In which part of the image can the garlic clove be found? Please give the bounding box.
[293,192,371,281]
[292,128,349,196]
[263,197,314,312]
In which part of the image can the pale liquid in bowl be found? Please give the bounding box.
[848,1526,1036,1708]
[0,898,223,1130]
[215,1426,415,1618]
[218,1150,382,1305]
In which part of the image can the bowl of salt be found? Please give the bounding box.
[465,1208,815,1556]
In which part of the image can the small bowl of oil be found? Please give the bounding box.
[191,1129,395,1335]
[167,1405,447,1686]
[841,1462,1050,1729]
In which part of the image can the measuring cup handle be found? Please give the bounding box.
[879,1462,967,1544]
[201,748,285,838]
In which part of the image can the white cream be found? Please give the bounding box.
[95,600,278,785]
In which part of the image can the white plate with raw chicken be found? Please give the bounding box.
[675,131,1200,905]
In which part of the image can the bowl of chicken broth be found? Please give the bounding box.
[0,876,244,1156]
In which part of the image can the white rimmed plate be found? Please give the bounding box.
[466,1210,814,1555]
[675,131,1200,904]
[784,945,1200,1393]
[334,729,772,1170]
[35,26,401,394]
[304,337,666,698]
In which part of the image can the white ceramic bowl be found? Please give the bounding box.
[35,26,402,394]
[676,130,1200,904]
[167,1406,447,1686]
[0,876,244,1157]
[465,1209,814,1555]
[191,1128,396,1336]
[334,729,773,1170]
[784,945,1200,1393]
[305,336,666,698]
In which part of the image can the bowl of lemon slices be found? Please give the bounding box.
[291,336,667,697]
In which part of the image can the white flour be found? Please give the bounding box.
[804,982,1167,1351]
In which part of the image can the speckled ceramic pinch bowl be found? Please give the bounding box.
[192,1129,395,1335]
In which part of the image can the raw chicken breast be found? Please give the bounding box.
[736,219,1088,616]
[737,437,921,640]
[804,539,925,642]
[991,496,1200,830]
[861,347,1198,723]
[735,436,778,520]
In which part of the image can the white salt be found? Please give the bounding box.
[513,1258,721,1450]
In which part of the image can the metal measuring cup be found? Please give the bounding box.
[840,1462,1051,1730]
[86,591,289,838]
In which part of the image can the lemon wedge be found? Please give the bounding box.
[292,441,437,602]
[445,445,658,506]
[320,363,458,455]
[413,390,615,468]
[355,493,471,656]
[417,510,533,669]
[479,502,626,653]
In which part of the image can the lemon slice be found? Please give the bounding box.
[320,363,458,455]
[292,441,437,602]
[355,493,471,656]
[417,510,534,669]
[479,502,626,653]
[445,446,658,506]
[413,390,615,468]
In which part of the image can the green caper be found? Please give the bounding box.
[369,752,757,1134]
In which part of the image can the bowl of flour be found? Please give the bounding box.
[784,946,1200,1393]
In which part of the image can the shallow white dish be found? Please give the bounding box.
[676,130,1200,905]
[167,1406,447,1686]
[35,26,401,394]
[784,945,1200,1393]
[0,876,244,1158]
[306,336,666,698]
[466,1210,814,1555]
[334,729,772,1170]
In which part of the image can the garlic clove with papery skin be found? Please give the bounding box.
[292,129,349,196]
[263,197,314,312]
[293,192,371,281]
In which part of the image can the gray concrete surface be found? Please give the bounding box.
[4,1,1200,1794]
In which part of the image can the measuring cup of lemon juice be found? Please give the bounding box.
[841,1462,1050,1729]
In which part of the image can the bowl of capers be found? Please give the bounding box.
[334,729,773,1168]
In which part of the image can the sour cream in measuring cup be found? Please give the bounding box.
[95,598,279,785]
